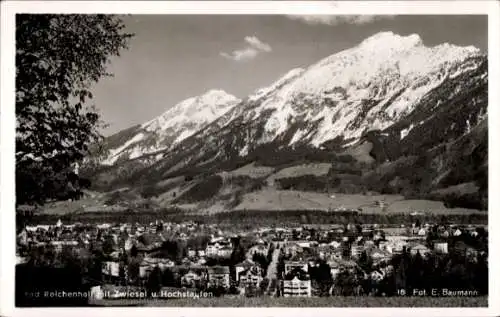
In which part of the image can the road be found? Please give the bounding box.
[265,244,281,295]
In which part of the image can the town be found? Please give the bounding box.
[16,217,488,304]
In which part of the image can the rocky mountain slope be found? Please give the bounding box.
[85,32,488,211]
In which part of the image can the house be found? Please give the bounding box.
[188,249,196,257]
[410,244,430,257]
[351,244,364,259]
[206,242,220,257]
[434,241,449,254]
[236,259,257,281]
[329,241,342,249]
[318,244,340,260]
[378,241,393,254]
[124,237,133,251]
[248,244,269,257]
[281,231,294,241]
[181,269,204,288]
[143,257,175,270]
[453,241,479,260]
[373,232,384,241]
[50,240,78,252]
[102,261,121,283]
[417,228,427,236]
[284,260,308,275]
[282,268,312,297]
[218,246,233,259]
[239,266,263,288]
[206,240,233,258]
[453,229,463,237]
[327,258,358,279]
[207,266,230,289]
[284,243,304,257]
[369,248,392,265]
[392,240,408,254]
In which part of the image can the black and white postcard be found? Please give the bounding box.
[1,1,499,317]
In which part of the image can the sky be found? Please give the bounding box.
[91,15,488,136]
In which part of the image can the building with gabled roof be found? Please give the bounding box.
[236,259,257,281]
[282,267,311,297]
[368,247,392,265]
[207,266,230,289]
[238,266,263,289]
[409,243,430,257]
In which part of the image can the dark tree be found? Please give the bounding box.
[230,238,246,265]
[309,261,333,296]
[16,14,133,206]
[102,236,115,254]
[161,268,176,287]
[146,266,163,296]
[252,253,270,273]
[127,257,141,285]
[358,250,373,272]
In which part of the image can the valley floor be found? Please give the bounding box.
[231,189,483,214]
[39,190,486,217]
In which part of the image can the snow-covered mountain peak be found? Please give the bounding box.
[100,89,240,165]
[141,89,240,132]
[359,32,423,51]
[225,32,486,147]
[196,89,240,106]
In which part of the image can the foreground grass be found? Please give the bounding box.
[92,296,488,307]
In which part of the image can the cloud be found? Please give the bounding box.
[220,35,272,62]
[220,48,259,62]
[244,36,272,52]
[287,15,395,26]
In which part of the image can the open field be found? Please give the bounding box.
[233,189,484,214]
[266,163,332,182]
[38,191,125,215]
[35,188,486,224]
[234,189,403,212]
[221,162,275,179]
[90,296,487,307]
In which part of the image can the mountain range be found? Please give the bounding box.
[84,32,488,212]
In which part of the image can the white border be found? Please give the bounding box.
[1,1,499,317]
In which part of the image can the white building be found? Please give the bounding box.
[417,228,427,236]
[206,240,233,258]
[239,267,263,288]
[282,276,312,297]
[434,242,449,254]
[102,261,120,277]
[410,244,430,257]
